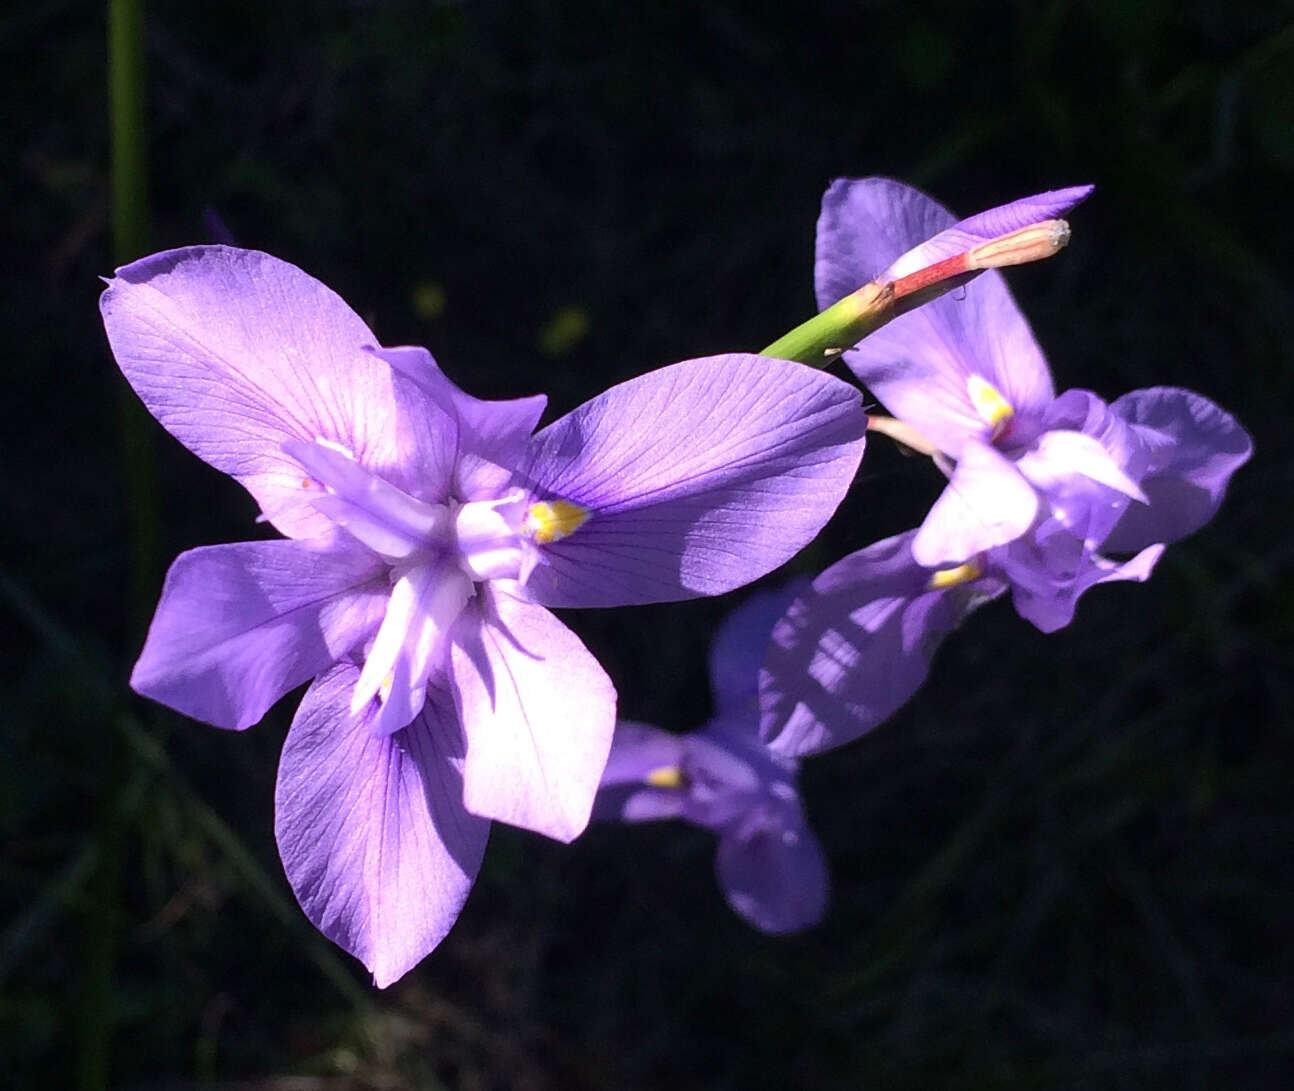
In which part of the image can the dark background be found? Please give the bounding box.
[4,1,1293,1087]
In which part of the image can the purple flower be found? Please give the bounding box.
[595,584,828,933]
[101,246,867,983]
[758,180,1252,758]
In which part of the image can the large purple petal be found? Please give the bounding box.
[816,180,1056,456]
[131,536,387,730]
[1103,387,1253,552]
[521,354,867,607]
[715,807,829,934]
[707,580,809,719]
[592,720,688,823]
[911,440,1039,566]
[761,531,1005,757]
[451,588,616,842]
[275,667,489,988]
[100,247,458,536]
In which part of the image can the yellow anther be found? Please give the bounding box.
[928,561,984,590]
[645,765,684,788]
[966,374,1014,436]
[378,671,395,704]
[524,498,590,545]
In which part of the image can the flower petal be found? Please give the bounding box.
[131,536,387,730]
[368,345,548,499]
[760,531,1005,757]
[815,180,1057,456]
[522,354,867,607]
[715,807,829,934]
[592,720,688,823]
[1103,387,1253,552]
[707,580,809,718]
[100,247,456,536]
[1000,529,1165,633]
[912,440,1040,566]
[451,589,616,842]
[275,668,489,987]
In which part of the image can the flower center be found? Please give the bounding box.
[284,438,589,735]
[966,374,1015,440]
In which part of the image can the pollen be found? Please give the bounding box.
[645,765,684,788]
[524,498,590,545]
[928,561,984,590]
[966,374,1014,437]
[378,670,395,704]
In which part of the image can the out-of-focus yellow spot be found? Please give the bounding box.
[645,766,684,788]
[537,305,590,357]
[524,499,590,545]
[378,671,395,703]
[411,280,446,320]
[928,561,983,590]
[966,374,1014,436]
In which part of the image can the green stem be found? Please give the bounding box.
[84,4,154,1088]
[760,281,894,367]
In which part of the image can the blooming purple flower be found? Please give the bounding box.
[595,584,828,933]
[758,179,1252,758]
[101,246,868,983]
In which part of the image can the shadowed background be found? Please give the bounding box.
[3,1,1292,1087]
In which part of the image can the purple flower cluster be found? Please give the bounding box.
[595,584,827,934]
[101,176,1249,981]
[760,179,1252,758]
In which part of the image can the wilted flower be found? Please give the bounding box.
[101,246,867,982]
[596,585,828,933]
[759,180,1251,758]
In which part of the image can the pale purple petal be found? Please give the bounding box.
[100,247,457,536]
[998,523,1165,632]
[451,588,616,842]
[707,580,809,718]
[911,440,1040,567]
[761,532,1005,757]
[275,667,489,988]
[715,809,829,934]
[368,345,548,499]
[522,354,867,607]
[131,536,387,730]
[1103,387,1253,552]
[592,720,688,823]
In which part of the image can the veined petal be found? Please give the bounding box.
[592,720,688,823]
[275,667,489,988]
[707,580,809,719]
[815,180,1056,456]
[131,536,387,730]
[715,808,829,934]
[1104,387,1253,552]
[760,531,1005,757]
[912,440,1040,566]
[451,588,616,842]
[521,354,867,608]
[100,247,457,537]
[369,345,547,499]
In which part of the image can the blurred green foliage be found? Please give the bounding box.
[3,1,1293,1087]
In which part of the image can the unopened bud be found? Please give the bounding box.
[967,219,1071,271]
